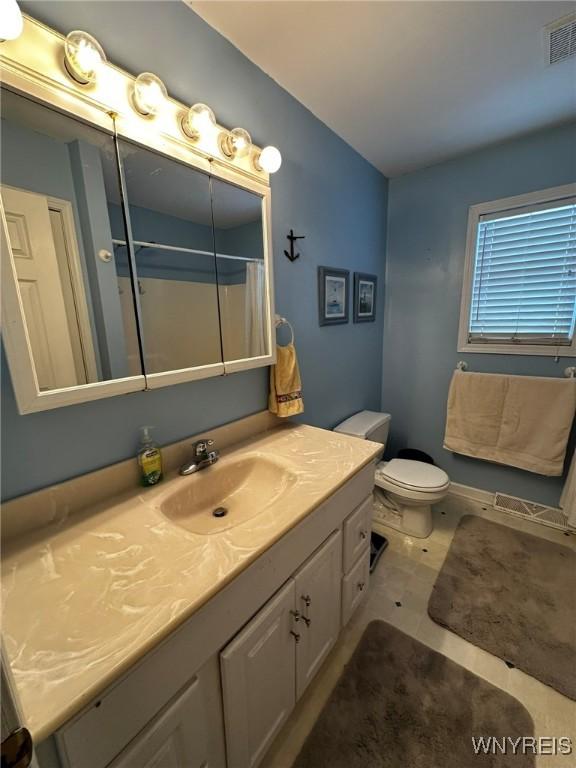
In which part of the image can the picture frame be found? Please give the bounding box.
[318,267,350,326]
[353,272,377,323]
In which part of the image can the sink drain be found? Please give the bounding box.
[213,507,228,518]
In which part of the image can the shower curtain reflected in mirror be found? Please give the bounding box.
[245,261,266,358]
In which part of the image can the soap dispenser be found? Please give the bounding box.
[137,426,163,486]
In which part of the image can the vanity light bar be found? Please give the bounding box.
[61,29,281,173]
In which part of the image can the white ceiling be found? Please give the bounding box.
[190,1,576,177]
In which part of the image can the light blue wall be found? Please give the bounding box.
[2,1,387,500]
[382,122,576,507]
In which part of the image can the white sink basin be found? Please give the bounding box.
[160,455,298,534]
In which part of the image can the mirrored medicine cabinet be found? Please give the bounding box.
[0,87,275,414]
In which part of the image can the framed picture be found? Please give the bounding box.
[318,267,350,325]
[354,272,377,323]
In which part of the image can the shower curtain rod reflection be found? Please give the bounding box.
[112,238,260,263]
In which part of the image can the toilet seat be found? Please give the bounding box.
[376,459,450,493]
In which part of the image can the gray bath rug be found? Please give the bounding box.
[294,621,534,768]
[428,515,576,700]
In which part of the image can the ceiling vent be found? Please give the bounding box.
[545,13,576,65]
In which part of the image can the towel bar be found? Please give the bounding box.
[456,361,576,379]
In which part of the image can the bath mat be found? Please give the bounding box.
[294,621,534,768]
[428,515,576,700]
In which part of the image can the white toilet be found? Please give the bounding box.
[334,410,450,538]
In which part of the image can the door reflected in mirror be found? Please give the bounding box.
[211,178,269,362]
[0,88,142,390]
[116,140,223,374]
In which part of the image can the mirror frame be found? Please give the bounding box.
[0,15,276,413]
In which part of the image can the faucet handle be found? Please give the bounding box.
[194,438,214,457]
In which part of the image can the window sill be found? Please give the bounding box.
[457,341,576,357]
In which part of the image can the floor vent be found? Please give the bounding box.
[493,493,569,531]
[545,14,576,65]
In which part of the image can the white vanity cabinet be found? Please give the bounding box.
[220,532,343,768]
[39,462,376,768]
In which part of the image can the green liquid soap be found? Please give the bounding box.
[138,426,163,486]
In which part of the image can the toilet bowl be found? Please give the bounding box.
[374,459,450,538]
[334,411,450,539]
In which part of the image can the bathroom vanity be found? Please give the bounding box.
[1,415,381,768]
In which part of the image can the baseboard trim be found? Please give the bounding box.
[447,482,493,505]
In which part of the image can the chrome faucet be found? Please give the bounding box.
[179,438,219,476]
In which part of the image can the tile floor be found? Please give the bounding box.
[262,495,576,768]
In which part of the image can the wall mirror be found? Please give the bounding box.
[116,139,223,385]
[0,88,145,412]
[1,87,274,414]
[211,178,271,365]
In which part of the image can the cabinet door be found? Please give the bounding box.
[220,580,296,768]
[107,677,209,768]
[294,530,342,700]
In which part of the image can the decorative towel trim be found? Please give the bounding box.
[276,391,302,404]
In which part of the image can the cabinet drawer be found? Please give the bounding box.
[341,548,370,626]
[343,496,372,573]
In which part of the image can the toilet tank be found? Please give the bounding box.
[333,411,391,448]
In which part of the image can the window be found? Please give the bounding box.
[458,184,576,356]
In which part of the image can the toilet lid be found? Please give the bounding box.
[377,459,449,491]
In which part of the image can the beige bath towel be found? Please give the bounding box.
[444,371,576,476]
[269,343,304,417]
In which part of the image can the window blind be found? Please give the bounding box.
[469,198,576,345]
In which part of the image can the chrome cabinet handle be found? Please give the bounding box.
[357,581,365,592]
[290,610,301,622]
[300,594,312,626]
[290,630,301,643]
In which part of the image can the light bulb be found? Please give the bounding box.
[0,0,23,41]
[230,128,252,158]
[132,73,167,117]
[256,146,282,174]
[219,127,252,159]
[181,103,216,140]
[64,30,106,85]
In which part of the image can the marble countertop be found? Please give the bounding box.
[1,423,381,741]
